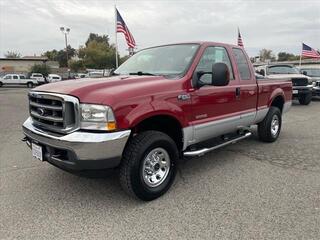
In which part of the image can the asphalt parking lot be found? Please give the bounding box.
[0,87,319,240]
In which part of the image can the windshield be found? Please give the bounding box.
[114,44,199,78]
[301,69,320,77]
[267,65,299,75]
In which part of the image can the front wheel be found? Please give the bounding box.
[258,106,282,142]
[120,131,178,201]
[298,93,312,105]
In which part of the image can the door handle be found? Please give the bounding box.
[236,87,241,99]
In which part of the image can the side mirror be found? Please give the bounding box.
[192,62,230,88]
[259,69,265,76]
[302,71,307,76]
[211,62,230,86]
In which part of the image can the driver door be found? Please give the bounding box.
[190,46,241,143]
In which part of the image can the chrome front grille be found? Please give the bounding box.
[28,92,79,134]
[292,78,308,86]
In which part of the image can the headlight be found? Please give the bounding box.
[80,104,116,131]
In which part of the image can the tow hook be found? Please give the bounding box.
[22,136,31,147]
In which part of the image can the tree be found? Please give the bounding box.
[69,59,85,72]
[79,40,117,69]
[42,46,76,67]
[120,55,130,65]
[259,49,275,62]
[30,64,51,76]
[85,33,110,47]
[79,34,118,69]
[277,52,300,61]
[5,51,21,58]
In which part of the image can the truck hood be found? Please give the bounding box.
[33,75,177,104]
[267,73,311,80]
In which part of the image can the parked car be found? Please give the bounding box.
[255,64,313,105]
[0,74,38,88]
[299,68,320,97]
[299,67,320,82]
[311,80,320,97]
[30,73,46,84]
[22,42,292,201]
[46,74,62,83]
[75,73,88,79]
[87,71,104,78]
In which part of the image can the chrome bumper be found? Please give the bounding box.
[22,117,131,170]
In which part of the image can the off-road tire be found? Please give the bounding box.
[298,93,312,105]
[258,106,282,142]
[120,130,178,201]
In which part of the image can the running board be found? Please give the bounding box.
[183,132,252,157]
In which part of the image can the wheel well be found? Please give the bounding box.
[133,115,183,151]
[271,96,284,112]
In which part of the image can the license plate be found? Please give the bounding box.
[293,90,298,94]
[32,143,43,161]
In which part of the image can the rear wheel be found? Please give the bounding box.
[0,82,2,87]
[120,130,178,201]
[258,106,282,142]
[27,82,34,88]
[298,93,312,105]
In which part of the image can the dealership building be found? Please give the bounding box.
[0,56,58,75]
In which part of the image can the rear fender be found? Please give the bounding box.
[268,88,285,107]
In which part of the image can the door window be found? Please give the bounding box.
[232,48,251,80]
[13,75,18,79]
[195,46,234,84]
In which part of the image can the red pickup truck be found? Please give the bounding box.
[22,42,292,200]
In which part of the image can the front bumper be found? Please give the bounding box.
[22,117,131,171]
[292,86,312,97]
[312,86,320,96]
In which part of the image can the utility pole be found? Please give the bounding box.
[60,27,70,77]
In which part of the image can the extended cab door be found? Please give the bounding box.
[12,75,20,84]
[19,75,27,84]
[231,48,258,124]
[190,45,242,143]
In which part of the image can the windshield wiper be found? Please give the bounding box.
[129,71,156,76]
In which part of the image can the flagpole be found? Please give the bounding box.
[299,42,302,67]
[115,5,119,68]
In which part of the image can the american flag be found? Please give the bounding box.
[116,8,136,48]
[302,43,320,58]
[237,28,244,47]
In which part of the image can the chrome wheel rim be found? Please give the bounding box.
[142,147,171,188]
[271,115,279,136]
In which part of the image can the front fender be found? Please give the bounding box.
[123,100,187,129]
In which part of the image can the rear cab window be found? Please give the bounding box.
[232,48,251,80]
